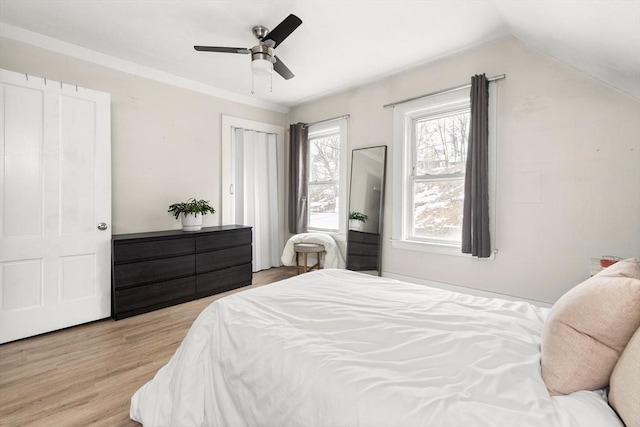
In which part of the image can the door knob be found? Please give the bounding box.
[97,223,108,231]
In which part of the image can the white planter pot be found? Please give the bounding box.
[181,213,203,231]
[349,219,364,231]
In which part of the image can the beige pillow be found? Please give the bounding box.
[609,327,640,427]
[541,258,640,395]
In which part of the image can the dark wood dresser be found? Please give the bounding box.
[346,230,381,271]
[111,225,252,320]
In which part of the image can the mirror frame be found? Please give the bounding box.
[346,145,387,275]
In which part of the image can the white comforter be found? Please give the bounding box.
[130,269,622,427]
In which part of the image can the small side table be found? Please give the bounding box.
[294,243,325,274]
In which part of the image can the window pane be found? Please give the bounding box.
[309,134,340,182]
[308,182,339,230]
[308,131,340,231]
[412,179,464,242]
[415,112,469,176]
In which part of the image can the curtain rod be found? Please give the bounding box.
[303,114,350,128]
[382,74,505,109]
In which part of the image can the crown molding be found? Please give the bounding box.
[0,22,290,114]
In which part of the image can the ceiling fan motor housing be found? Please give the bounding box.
[251,44,275,64]
[251,25,275,65]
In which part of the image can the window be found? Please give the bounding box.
[411,109,469,243]
[307,119,348,233]
[392,86,496,256]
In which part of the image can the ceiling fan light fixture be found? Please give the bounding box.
[251,57,273,76]
[251,45,274,77]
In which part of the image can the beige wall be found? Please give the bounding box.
[0,37,288,235]
[2,35,638,303]
[290,37,640,303]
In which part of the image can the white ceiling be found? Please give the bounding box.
[1,1,638,111]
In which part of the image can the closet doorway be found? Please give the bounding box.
[221,116,285,272]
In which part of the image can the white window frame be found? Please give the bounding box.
[391,85,497,258]
[307,118,348,235]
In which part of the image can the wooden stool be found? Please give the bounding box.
[294,243,325,274]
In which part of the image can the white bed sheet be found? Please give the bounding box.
[130,269,623,427]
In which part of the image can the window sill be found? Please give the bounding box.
[390,239,496,260]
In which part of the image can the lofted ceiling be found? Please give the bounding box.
[0,0,638,111]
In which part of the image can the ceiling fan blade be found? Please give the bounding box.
[273,56,295,80]
[194,46,250,54]
[263,14,302,48]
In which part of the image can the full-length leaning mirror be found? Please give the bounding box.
[346,145,387,275]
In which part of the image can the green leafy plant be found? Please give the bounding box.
[349,211,368,222]
[168,198,216,220]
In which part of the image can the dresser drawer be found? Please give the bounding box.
[113,237,194,264]
[196,245,252,273]
[347,255,379,271]
[196,263,252,295]
[196,229,251,252]
[348,230,380,244]
[347,241,379,257]
[115,276,195,314]
[114,254,195,288]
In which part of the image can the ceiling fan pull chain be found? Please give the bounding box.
[270,73,273,93]
[251,73,255,95]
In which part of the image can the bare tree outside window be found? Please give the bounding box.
[412,112,469,242]
[308,132,340,230]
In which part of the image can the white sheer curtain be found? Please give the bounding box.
[233,128,280,272]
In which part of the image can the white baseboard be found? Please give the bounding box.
[381,271,552,308]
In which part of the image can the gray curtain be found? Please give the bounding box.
[462,74,491,257]
[288,123,309,234]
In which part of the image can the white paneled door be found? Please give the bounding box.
[0,69,111,344]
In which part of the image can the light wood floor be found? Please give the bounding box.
[0,266,297,427]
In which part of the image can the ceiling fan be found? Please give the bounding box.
[194,14,302,80]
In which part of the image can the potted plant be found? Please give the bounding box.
[168,198,216,231]
[349,211,368,231]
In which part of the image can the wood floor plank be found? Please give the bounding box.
[0,266,297,426]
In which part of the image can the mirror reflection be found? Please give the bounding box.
[346,146,387,275]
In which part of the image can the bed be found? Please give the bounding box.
[130,266,640,427]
